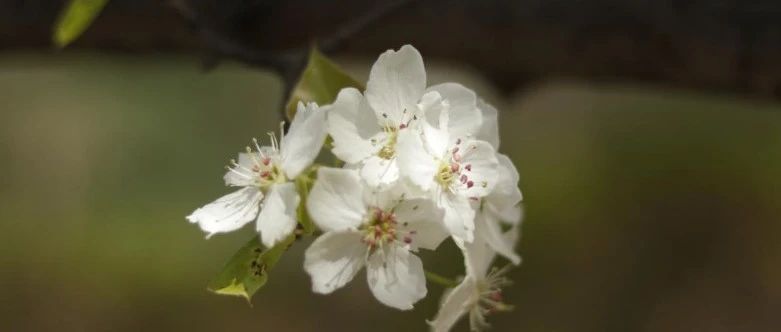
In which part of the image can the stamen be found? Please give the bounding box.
[361,207,402,252]
[226,167,252,179]
[230,159,254,173]
[252,137,263,153]
[267,132,279,151]
[244,148,264,167]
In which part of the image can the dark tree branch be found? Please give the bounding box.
[169,0,414,119]
[5,1,781,102]
[317,0,414,53]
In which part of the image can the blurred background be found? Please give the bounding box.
[2,1,781,331]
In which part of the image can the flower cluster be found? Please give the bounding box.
[188,45,523,331]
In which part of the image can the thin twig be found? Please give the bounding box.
[319,0,416,53]
[170,0,416,119]
[425,270,459,288]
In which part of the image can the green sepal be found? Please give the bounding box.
[294,169,317,235]
[285,47,363,120]
[207,234,295,303]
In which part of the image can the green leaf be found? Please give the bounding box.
[52,0,110,48]
[286,47,363,120]
[207,234,295,302]
[295,175,315,235]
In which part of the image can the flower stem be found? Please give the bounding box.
[424,270,458,288]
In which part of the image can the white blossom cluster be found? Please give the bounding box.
[188,45,523,331]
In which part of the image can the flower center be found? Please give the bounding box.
[436,160,458,186]
[252,161,286,188]
[470,265,514,329]
[435,141,475,191]
[361,207,398,249]
[226,134,288,191]
[376,127,398,160]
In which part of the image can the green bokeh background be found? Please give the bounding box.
[1,53,780,331]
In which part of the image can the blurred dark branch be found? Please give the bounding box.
[168,0,413,117]
[5,0,781,101]
[316,0,414,53]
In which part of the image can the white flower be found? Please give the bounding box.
[328,45,481,188]
[429,226,519,332]
[396,100,498,243]
[473,98,523,264]
[476,153,523,264]
[187,102,328,247]
[475,99,500,149]
[303,167,448,310]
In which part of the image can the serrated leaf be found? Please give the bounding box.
[53,0,110,48]
[286,47,363,120]
[207,234,294,302]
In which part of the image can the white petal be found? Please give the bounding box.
[427,83,482,140]
[485,153,523,224]
[457,140,499,198]
[366,45,426,126]
[462,229,496,278]
[304,231,367,294]
[419,92,452,158]
[429,277,477,332]
[360,155,400,187]
[477,211,521,265]
[367,180,408,211]
[465,222,520,278]
[439,193,476,243]
[366,247,427,310]
[394,199,448,251]
[306,167,367,232]
[187,187,263,237]
[492,205,522,226]
[396,129,438,191]
[256,182,299,248]
[328,88,382,164]
[280,101,328,179]
[476,99,500,149]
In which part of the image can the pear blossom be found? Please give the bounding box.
[475,99,500,149]
[396,102,499,242]
[429,226,519,332]
[188,44,529,331]
[476,154,523,264]
[328,45,481,188]
[471,97,523,263]
[429,99,523,331]
[303,167,448,310]
[187,102,327,247]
